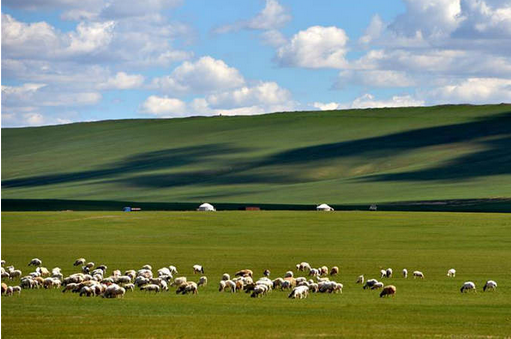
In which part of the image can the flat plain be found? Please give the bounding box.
[2,211,511,338]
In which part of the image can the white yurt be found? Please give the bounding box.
[316,203,334,211]
[197,203,216,211]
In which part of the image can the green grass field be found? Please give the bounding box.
[3,104,511,206]
[2,211,511,338]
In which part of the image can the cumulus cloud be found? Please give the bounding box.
[98,72,145,89]
[206,81,292,108]
[153,56,246,94]
[312,94,425,111]
[427,77,511,103]
[214,0,291,34]
[336,70,415,89]
[359,15,385,45]
[276,26,349,68]
[140,95,187,116]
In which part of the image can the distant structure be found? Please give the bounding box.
[244,206,261,211]
[198,203,216,211]
[316,203,334,211]
[369,204,377,211]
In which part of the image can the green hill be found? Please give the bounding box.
[2,104,511,207]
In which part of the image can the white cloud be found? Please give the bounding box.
[455,0,511,38]
[66,21,115,54]
[312,94,425,111]
[359,15,385,45]
[1,83,47,97]
[261,29,287,47]
[336,70,415,88]
[98,72,145,89]
[276,26,349,69]
[214,0,291,34]
[153,56,246,94]
[312,102,342,111]
[140,95,187,116]
[427,77,511,103]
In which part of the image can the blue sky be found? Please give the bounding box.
[2,0,511,126]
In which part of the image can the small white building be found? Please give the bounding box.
[197,203,216,211]
[316,203,334,211]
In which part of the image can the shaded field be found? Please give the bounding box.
[3,104,511,204]
[2,211,511,338]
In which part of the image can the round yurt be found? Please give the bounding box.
[197,203,216,211]
[316,203,334,211]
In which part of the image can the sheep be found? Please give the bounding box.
[460,281,476,293]
[192,265,204,274]
[134,276,150,287]
[36,267,50,277]
[115,276,132,284]
[142,264,152,271]
[137,269,153,279]
[308,269,320,277]
[140,284,161,293]
[171,277,187,287]
[176,281,198,295]
[235,269,253,277]
[281,280,292,290]
[296,262,311,272]
[12,286,21,295]
[158,268,172,277]
[125,270,136,279]
[103,284,125,298]
[1,282,7,294]
[224,280,236,293]
[62,283,78,293]
[285,271,294,278]
[112,270,122,277]
[483,280,497,292]
[356,275,364,284]
[1,260,5,266]
[386,268,393,278]
[73,258,86,266]
[123,283,135,291]
[79,286,96,297]
[28,258,42,267]
[85,262,95,269]
[1,269,9,280]
[263,269,271,277]
[21,277,37,289]
[309,283,319,293]
[169,266,178,275]
[380,285,396,298]
[413,271,424,279]
[5,286,14,296]
[363,279,379,290]
[402,269,408,278]
[250,285,268,298]
[447,269,456,278]
[218,280,227,292]
[197,276,208,287]
[222,273,231,281]
[319,266,329,276]
[319,281,343,293]
[96,265,108,272]
[272,278,284,289]
[288,286,309,299]
[43,278,61,289]
[380,270,387,278]
[371,282,384,290]
[330,266,339,276]
[9,270,22,280]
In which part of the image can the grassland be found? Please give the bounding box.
[2,211,511,338]
[3,104,511,206]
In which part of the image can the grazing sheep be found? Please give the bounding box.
[309,283,319,293]
[413,271,424,279]
[250,285,268,298]
[198,276,208,287]
[272,278,284,289]
[222,273,231,281]
[320,266,329,276]
[288,286,309,299]
[296,262,311,272]
[1,260,5,266]
[140,284,161,293]
[103,284,125,298]
[12,286,21,295]
[43,278,61,289]
[96,265,108,272]
[28,258,42,267]
[386,268,393,278]
[380,270,387,278]
[460,281,476,293]
[371,282,384,290]
[319,281,343,294]
[1,269,9,280]
[192,265,204,274]
[171,277,187,287]
[73,258,86,266]
[263,269,271,277]
[235,269,253,278]
[356,275,364,284]
[142,264,152,271]
[36,267,50,277]
[308,269,320,277]
[79,286,96,297]
[330,266,339,276]
[85,262,95,269]
[1,283,7,294]
[176,281,198,295]
[380,285,396,298]
[169,266,178,275]
[483,280,497,292]
[285,271,294,278]
[363,279,379,290]
[123,283,135,291]
[5,286,14,296]
[9,270,22,280]
[402,269,408,278]
[447,269,456,278]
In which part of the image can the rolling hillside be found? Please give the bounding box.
[2,104,511,207]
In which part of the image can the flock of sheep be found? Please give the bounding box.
[0,258,498,299]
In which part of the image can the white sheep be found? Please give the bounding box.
[176,281,198,295]
[285,271,294,278]
[483,280,497,292]
[386,268,393,278]
[250,284,268,298]
[288,285,309,299]
[380,269,387,278]
[363,279,379,290]
[172,277,187,287]
[371,282,384,290]
[198,276,208,287]
[222,273,230,281]
[402,269,408,278]
[192,265,204,274]
[447,269,456,278]
[168,266,178,275]
[413,271,424,279]
[140,284,160,293]
[460,281,476,293]
[28,258,42,267]
[73,258,85,266]
[142,264,152,271]
[356,275,364,284]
